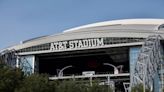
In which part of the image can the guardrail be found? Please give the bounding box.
[49,73,130,80]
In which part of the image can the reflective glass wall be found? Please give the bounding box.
[18,55,35,75]
[129,47,140,85]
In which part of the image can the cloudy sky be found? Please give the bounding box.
[0,0,164,49]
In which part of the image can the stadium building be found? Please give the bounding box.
[1,19,164,92]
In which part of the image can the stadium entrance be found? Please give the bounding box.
[37,47,130,91]
[38,47,129,76]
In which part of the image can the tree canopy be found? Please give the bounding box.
[0,63,113,92]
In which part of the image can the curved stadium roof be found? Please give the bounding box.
[63,19,164,33]
[1,19,164,54]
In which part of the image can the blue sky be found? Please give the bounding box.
[0,0,164,49]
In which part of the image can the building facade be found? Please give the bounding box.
[1,19,164,92]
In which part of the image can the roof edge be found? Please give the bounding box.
[63,18,164,33]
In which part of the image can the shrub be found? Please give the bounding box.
[0,64,24,92]
[15,74,56,92]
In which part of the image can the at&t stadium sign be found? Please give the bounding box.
[50,38,104,51]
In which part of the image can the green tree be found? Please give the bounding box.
[15,74,56,92]
[56,80,87,92]
[0,59,113,92]
[0,64,24,92]
[87,83,113,92]
[55,79,113,92]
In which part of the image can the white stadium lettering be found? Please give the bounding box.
[78,40,83,48]
[73,40,79,48]
[97,38,104,46]
[83,39,89,47]
[62,41,67,50]
[69,41,74,49]
[58,42,64,50]
[50,38,104,51]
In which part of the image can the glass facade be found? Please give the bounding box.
[129,47,140,84]
[154,72,160,92]
[19,55,35,75]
